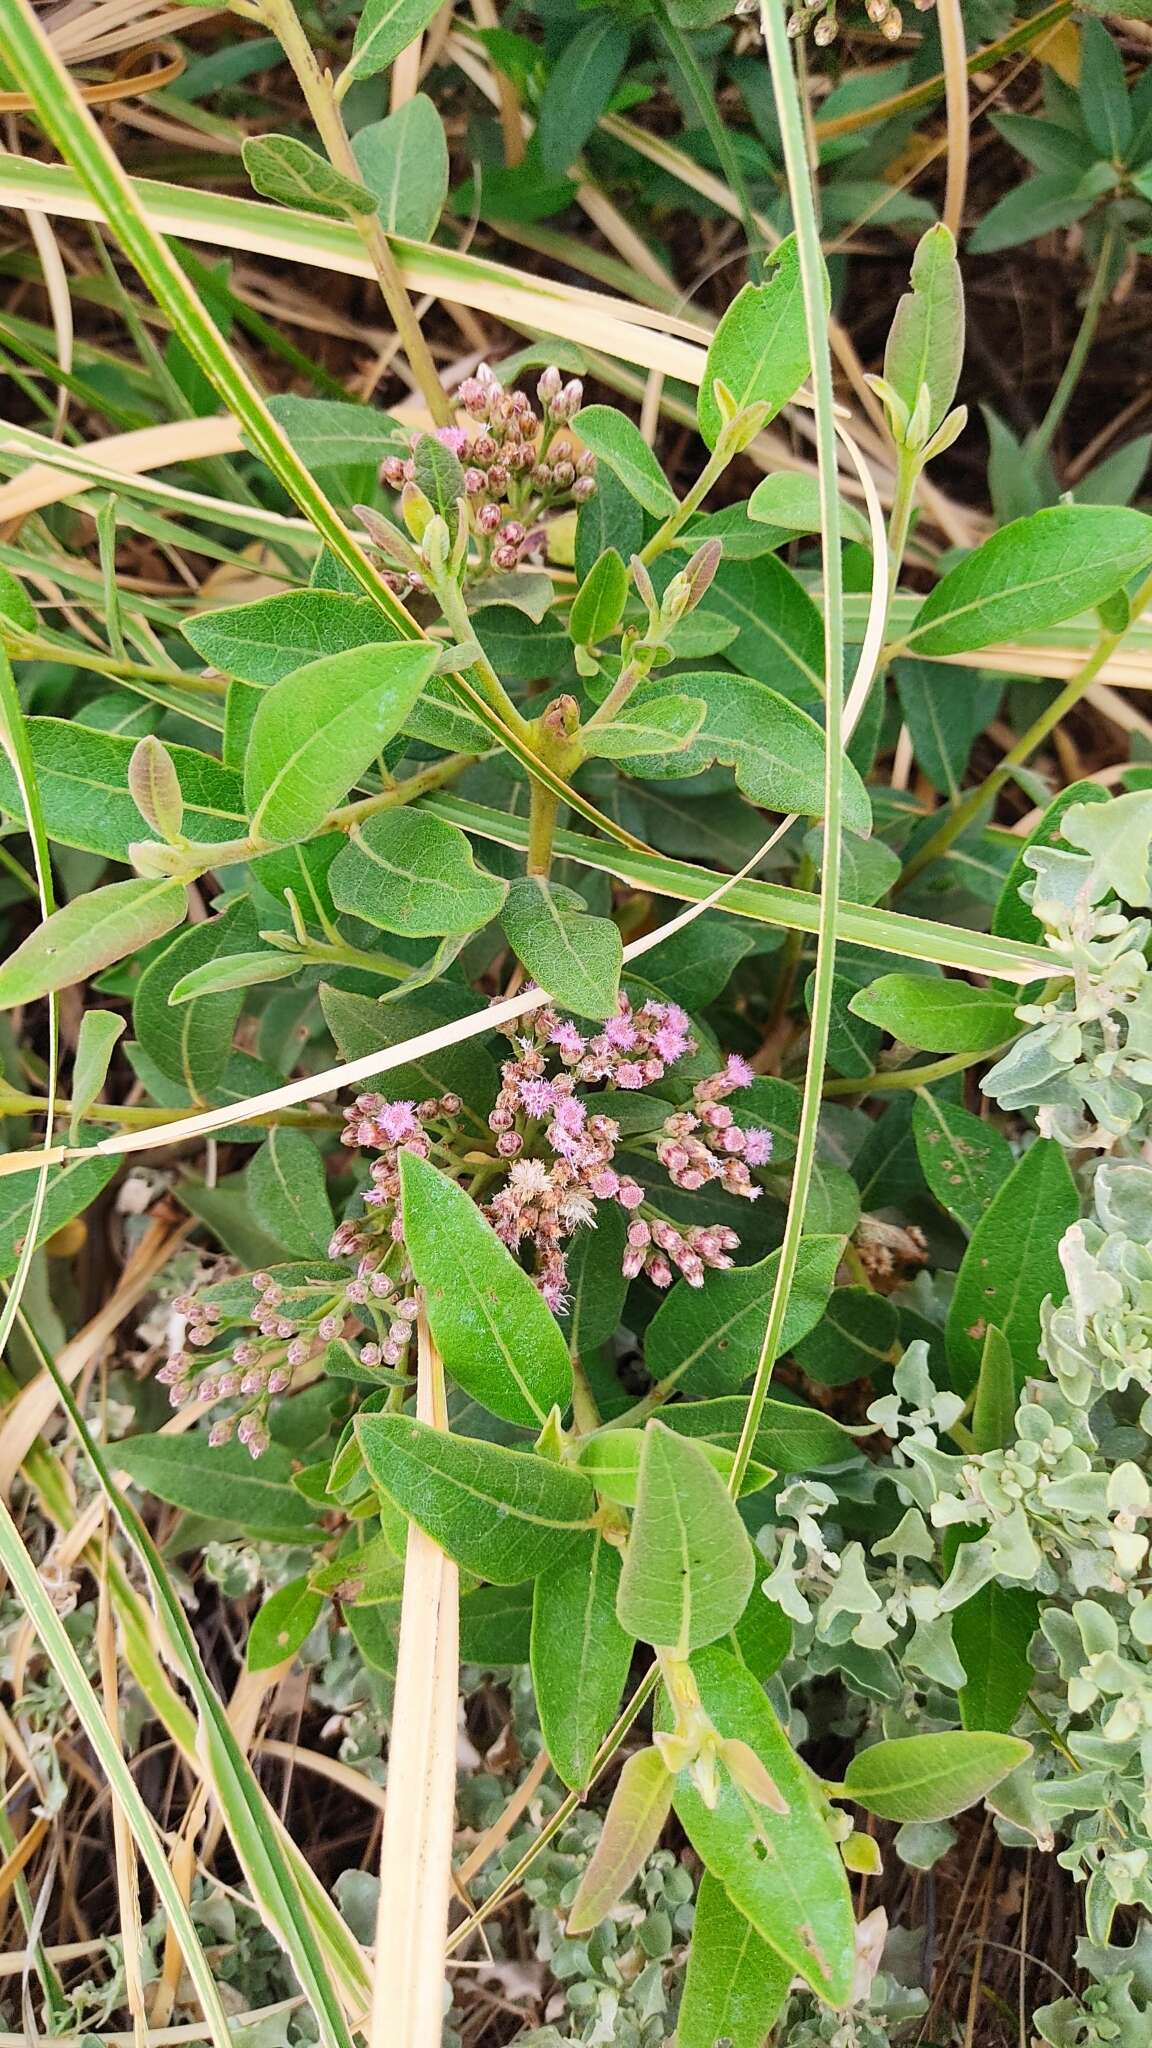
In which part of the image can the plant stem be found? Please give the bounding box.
[1031,228,1117,460]
[257,0,452,426]
[886,445,920,613]
[897,565,1152,891]
[329,750,480,829]
[639,443,731,567]
[822,1044,1010,1098]
[727,0,847,1500]
[526,783,560,878]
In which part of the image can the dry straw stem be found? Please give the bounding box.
[370,1312,459,2048]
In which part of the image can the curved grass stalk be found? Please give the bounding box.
[728,0,846,1495]
[0,650,56,1369]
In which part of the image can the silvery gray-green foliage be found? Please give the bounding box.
[984,795,1152,1148]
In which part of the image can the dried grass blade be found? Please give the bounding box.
[370,1312,459,2048]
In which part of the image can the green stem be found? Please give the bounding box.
[584,655,644,730]
[526,782,560,878]
[328,750,481,829]
[257,0,451,426]
[638,442,732,568]
[886,446,920,613]
[897,567,1152,891]
[822,1044,1009,1098]
[727,0,847,1501]
[1032,228,1117,460]
[0,1082,341,1133]
[1,626,227,693]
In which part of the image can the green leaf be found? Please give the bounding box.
[329,810,506,938]
[569,547,628,646]
[644,1235,843,1397]
[989,112,1098,179]
[128,735,183,842]
[0,719,246,863]
[972,1323,1017,1453]
[572,405,678,517]
[576,466,644,580]
[248,1131,334,1259]
[0,878,186,1010]
[356,1414,594,1581]
[69,1010,125,1143]
[318,983,497,1132]
[411,432,465,540]
[661,1393,857,1474]
[531,1530,633,1789]
[912,1093,1014,1234]
[953,1581,1040,1734]
[247,1576,324,1673]
[629,672,871,832]
[501,876,622,1021]
[669,1648,855,2004]
[705,553,824,705]
[906,506,1152,656]
[133,900,254,1098]
[566,1747,674,1935]
[1080,17,1133,159]
[746,471,871,546]
[894,659,1003,800]
[848,973,1018,1054]
[883,223,964,436]
[241,135,376,218]
[678,1873,791,2048]
[184,590,404,685]
[578,1428,771,1505]
[244,642,437,844]
[399,1150,573,1426]
[640,914,757,1009]
[0,1154,116,1279]
[559,1204,628,1357]
[946,1139,1079,1394]
[458,1582,534,1664]
[536,19,631,178]
[113,1435,322,1543]
[169,951,302,1003]
[351,95,448,238]
[0,561,36,630]
[793,1287,900,1387]
[581,695,706,762]
[347,0,450,81]
[616,1422,755,1655]
[967,167,1116,255]
[264,395,407,472]
[842,1732,1031,1822]
[698,237,814,450]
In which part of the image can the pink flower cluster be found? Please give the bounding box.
[379,362,595,574]
[658,1056,774,1200]
[480,995,773,1308]
[159,1001,775,1452]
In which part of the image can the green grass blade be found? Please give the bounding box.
[0,1495,238,2048]
[13,1312,366,2047]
